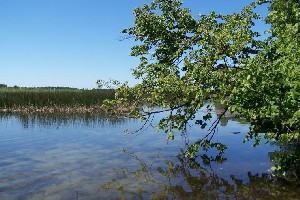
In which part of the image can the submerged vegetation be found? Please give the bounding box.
[0,87,115,113]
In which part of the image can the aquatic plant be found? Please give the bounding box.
[0,88,115,113]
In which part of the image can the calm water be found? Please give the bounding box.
[0,111,299,200]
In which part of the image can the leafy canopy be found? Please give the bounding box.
[101,0,300,180]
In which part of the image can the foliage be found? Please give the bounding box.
[228,0,300,179]
[229,0,300,145]
[103,0,299,181]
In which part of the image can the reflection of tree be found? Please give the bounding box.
[269,141,300,183]
[0,113,128,129]
[214,101,248,127]
[102,150,300,200]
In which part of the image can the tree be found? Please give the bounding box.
[0,84,7,88]
[228,0,300,180]
[102,0,299,181]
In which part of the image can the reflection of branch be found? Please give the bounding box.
[126,114,155,134]
[141,103,189,116]
[123,149,161,186]
[203,107,228,142]
[101,149,295,199]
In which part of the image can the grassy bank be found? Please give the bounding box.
[0,88,115,113]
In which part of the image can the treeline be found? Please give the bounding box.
[0,84,85,90]
[0,84,7,88]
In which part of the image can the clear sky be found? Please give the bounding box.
[0,0,269,89]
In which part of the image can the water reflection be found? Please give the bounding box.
[0,104,244,130]
[0,113,299,199]
[102,149,300,200]
[0,112,127,129]
[269,141,300,183]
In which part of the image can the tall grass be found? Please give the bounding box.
[0,88,115,109]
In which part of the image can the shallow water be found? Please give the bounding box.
[0,112,299,200]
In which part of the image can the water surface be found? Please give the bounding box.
[0,112,299,199]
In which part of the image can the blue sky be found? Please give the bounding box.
[0,0,269,89]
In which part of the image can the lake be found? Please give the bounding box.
[0,110,299,199]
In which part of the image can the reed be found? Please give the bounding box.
[0,88,115,112]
